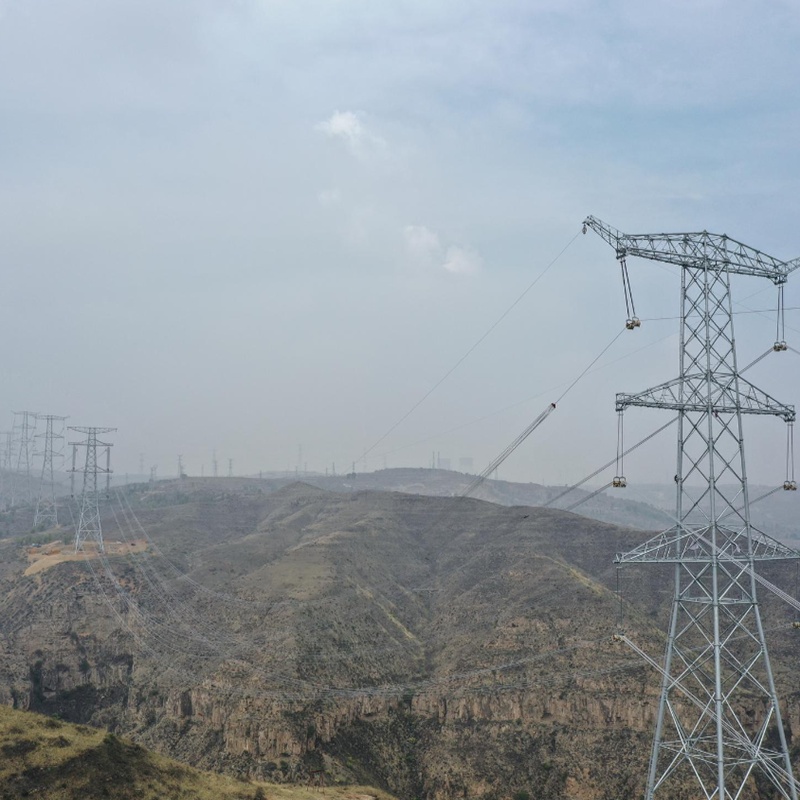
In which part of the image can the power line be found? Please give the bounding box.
[368,329,678,464]
[354,230,580,465]
[640,305,800,322]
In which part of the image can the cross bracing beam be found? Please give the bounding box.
[616,524,799,565]
[584,216,800,284]
[616,374,795,421]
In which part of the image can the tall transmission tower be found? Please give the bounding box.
[585,217,800,800]
[227,458,233,478]
[69,426,116,552]
[11,411,37,507]
[212,449,218,478]
[34,414,67,528]
[177,454,185,478]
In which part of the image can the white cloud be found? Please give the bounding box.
[316,110,386,157]
[442,245,484,275]
[404,225,482,275]
[317,188,342,206]
[403,225,441,263]
[317,110,363,143]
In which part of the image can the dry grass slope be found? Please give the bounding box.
[0,705,395,800]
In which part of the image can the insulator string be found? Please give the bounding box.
[619,257,638,322]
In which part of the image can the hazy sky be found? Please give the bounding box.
[1,0,799,487]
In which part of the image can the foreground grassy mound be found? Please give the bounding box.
[0,705,393,800]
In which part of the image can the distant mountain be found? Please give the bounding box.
[628,482,800,545]
[0,466,672,544]
[211,467,672,532]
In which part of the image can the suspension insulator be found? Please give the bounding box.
[784,480,798,491]
[612,633,625,643]
[774,341,788,352]
[626,318,641,330]
[612,476,627,488]
[793,621,800,629]
[582,224,587,235]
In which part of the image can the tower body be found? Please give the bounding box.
[0,431,15,503]
[584,217,800,800]
[34,414,67,528]
[69,427,115,552]
[11,411,37,506]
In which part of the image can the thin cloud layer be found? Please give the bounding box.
[316,110,387,158]
[404,225,482,275]
[443,245,483,275]
[404,225,441,263]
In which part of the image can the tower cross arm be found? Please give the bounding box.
[615,374,795,422]
[584,215,795,283]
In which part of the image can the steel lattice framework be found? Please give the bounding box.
[34,414,68,528]
[69,426,116,552]
[584,216,800,800]
[11,410,38,507]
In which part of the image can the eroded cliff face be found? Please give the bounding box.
[1,484,799,800]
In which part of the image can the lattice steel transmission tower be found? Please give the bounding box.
[69,426,116,552]
[0,430,15,504]
[34,414,68,528]
[11,411,38,507]
[585,217,800,800]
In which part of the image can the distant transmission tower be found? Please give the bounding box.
[0,430,15,504]
[34,414,67,528]
[585,217,800,800]
[1,430,15,472]
[212,449,218,477]
[228,458,233,478]
[178,454,184,478]
[69,426,116,552]
[11,411,37,506]
[149,465,157,482]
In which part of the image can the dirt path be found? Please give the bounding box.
[24,539,148,575]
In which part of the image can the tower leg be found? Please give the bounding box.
[646,565,680,799]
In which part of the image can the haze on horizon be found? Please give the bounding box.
[1,0,799,488]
